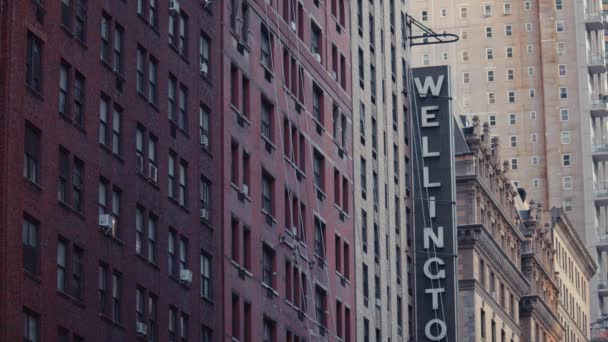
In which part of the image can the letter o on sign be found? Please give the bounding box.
[425,319,447,341]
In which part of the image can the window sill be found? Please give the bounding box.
[136,171,160,190]
[99,313,126,330]
[100,59,114,73]
[25,84,44,101]
[168,43,189,64]
[261,209,277,226]
[57,290,86,309]
[168,196,189,213]
[137,14,160,36]
[232,105,251,128]
[261,282,279,298]
[201,144,213,158]
[135,252,159,270]
[261,134,276,153]
[169,119,190,138]
[57,200,84,219]
[23,177,42,191]
[98,227,125,246]
[60,24,75,38]
[58,112,87,133]
[202,296,214,306]
[169,273,192,290]
[99,143,124,163]
[23,269,41,283]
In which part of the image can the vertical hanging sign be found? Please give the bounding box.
[411,66,458,341]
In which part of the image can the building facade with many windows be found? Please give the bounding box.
[1,0,220,341]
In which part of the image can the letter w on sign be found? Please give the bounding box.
[414,75,445,98]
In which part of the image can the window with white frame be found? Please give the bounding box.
[560,108,569,121]
[485,26,493,38]
[559,87,568,99]
[529,111,537,120]
[562,176,572,190]
[507,90,515,103]
[557,42,565,55]
[526,45,533,55]
[556,20,564,32]
[421,10,428,21]
[461,30,468,40]
[441,8,447,16]
[463,72,470,84]
[562,153,571,166]
[528,66,535,76]
[422,54,430,65]
[525,23,532,32]
[460,7,467,19]
[489,114,496,126]
[442,52,448,61]
[488,92,496,104]
[504,3,511,14]
[506,47,513,58]
[486,48,494,60]
[555,0,563,10]
[483,4,492,16]
[508,113,516,125]
[511,158,518,170]
[461,51,469,62]
[561,131,570,144]
[487,70,495,82]
[532,179,540,188]
[531,156,539,165]
[507,68,514,81]
[558,64,567,77]
[531,133,538,143]
[463,94,471,107]
[529,89,535,98]
[524,1,532,10]
[510,135,517,147]
[505,25,512,36]
[563,198,572,211]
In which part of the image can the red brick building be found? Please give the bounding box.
[220,0,354,341]
[0,0,354,341]
[0,0,221,340]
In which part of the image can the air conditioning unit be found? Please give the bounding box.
[148,163,158,182]
[292,226,298,237]
[290,21,297,32]
[330,71,337,79]
[200,208,209,220]
[314,53,321,63]
[242,184,249,196]
[200,135,209,148]
[169,0,180,13]
[375,298,381,306]
[99,214,116,235]
[180,269,193,284]
[491,291,497,300]
[136,154,144,173]
[200,62,208,77]
[136,322,148,335]
[202,0,212,7]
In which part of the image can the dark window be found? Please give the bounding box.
[262,171,274,214]
[72,246,83,299]
[312,84,324,123]
[199,33,210,77]
[178,160,188,207]
[148,57,158,104]
[24,124,40,184]
[262,244,275,288]
[261,98,273,141]
[100,14,111,62]
[72,158,83,211]
[98,264,108,314]
[201,252,211,299]
[74,72,85,127]
[26,32,43,93]
[261,25,272,69]
[263,316,276,342]
[168,230,177,276]
[62,0,73,29]
[22,217,39,274]
[112,272,122,322]
[178,85,188,130]
[149,294,158,342]
[136,47,146,94]
[57,239,68,291]
[113,25,123,73]
[315,286,327,330]
[202,325,212,342]
[23,309,39,342]
[169,306,177,341]
[314,217,326,257]
[75,0,87,41]
[59,62,70,114]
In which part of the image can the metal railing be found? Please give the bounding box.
[595,181,608,197]
[593,144,608,153]
[586,11,608,22]
[591,98,608,110]
[589,54,606,65]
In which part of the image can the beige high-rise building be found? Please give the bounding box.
[409,0,605,321]
[351,0,413,340]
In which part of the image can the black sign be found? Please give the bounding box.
[411,66,458,341]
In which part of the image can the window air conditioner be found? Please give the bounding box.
[242,184,249,196]
[180,269,193,284]
[136,322,148,335]
[169,0,180,13]
[202,0,212,7]
[200,208,209,220]
[200,135,209,147]
[314,53,321,63]
[200,62,208,77]
[148,163,158,182]
[290,21,297,32]
[99,214,116,235]
[330,71,337,79]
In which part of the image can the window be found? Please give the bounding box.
[481,309,486,338]
[460,7,467,18]
[531,156,539,165]
[113,25,123,73]
[136,208,144,255]
[504,3,511,14]
[526,44,533,55]
[200,178,210,220]
[261,25,272,70]
[530,111,537,120]
[561,131,570,144]
[73,73,85,127]
[315,286,328,330]
[23,217,39,274]
[485,26,493,38]
[23,309,39,342]
[556,0,563,10]
[180,313,189,342]
[531,134,538,143]
[486,48,494,60]
[178,160,187,207]
[312,84,324,123]
[511,158,518,170]
[560,87,568,99]
[26,32,43,93]
[528,66,535,77]
[526,22,533,32]
[441,8,447,16]
[201,253,211,299]
[136,47,145,94]
[557,42,566,55]
[461,30,468,39]
[147,215,157,263]
[178,85,188,130]
[148,58,158,104]
[489,115,496,126]
[72,246,83,299]
[560,108,569,121]
[263,316,276,342]
[24,124,40,184]
[313,150,325,191]
[311,21,322,56]
[558,64,567,77]
[510,136,517,147]
[422,54,430,65]
[442,51,448,61]
[507,69,514,81]
[59,62,70,114]
[461,50,469,62]
[483,3,492,16]
[169,12,188,56]
[74,0,87,41]
[524,1,532,10]
[563,176,573,190]
[529,89,535,98]
[563,198,573,211]
[99,98,109,145]
[509,113,516,125]
[261,98,273,142]
[262,244,276,288]
[100,14,111,62]
[488,92,495,104]
[314,217,326,258]
[169,306,177,341]
[463,72,470,84]
[202,325,212,342]
[111,273,121,322]
[556,20,564,32]
[562,154,571,166]
[420,10,428,21]
[112,107,121,155]
[487,70,495,82]
[98,264,108,314]
[262,171,274,215]
[505,47,513,58]
[508,90,515,103]
[168,153,176,199]
[57,240,67,290]
[199,33,210,77]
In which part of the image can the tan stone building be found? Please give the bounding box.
[409,0,606,321]
[551,208,597,341]
[351,0,413,340]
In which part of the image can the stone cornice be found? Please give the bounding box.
[458,224,530,297]
[520,295,563,339]
[551,208,598,278]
